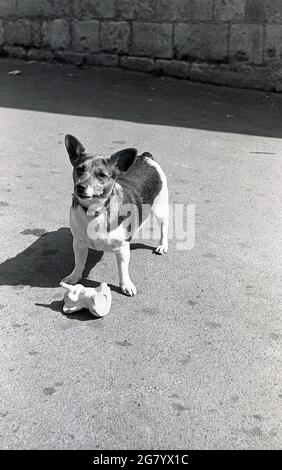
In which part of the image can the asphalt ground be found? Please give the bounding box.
[0,58,281,449]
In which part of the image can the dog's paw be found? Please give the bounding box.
[61,273,81,286]
[120,280,137,297]
[154,244,168,255]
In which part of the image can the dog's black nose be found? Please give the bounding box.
[76,184,86,194]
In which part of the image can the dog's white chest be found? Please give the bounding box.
[70,206,126,251]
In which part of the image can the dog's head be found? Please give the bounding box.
[65,134,137,207]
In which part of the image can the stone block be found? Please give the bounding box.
[31,21,42,47]
[188,61,268,91]
[5,20,32,46]
[117,0,155,20]
[230,24,264,64]
[214,0,245,21]
[175,24,228,61]
[131,23,173,58]
[157,0,192,21]
[263,1,282,23]
[245,0,266,22]
[193,0,213,21]
[264,25,282,62]
[16,0,70,17]
[73,0,116,19]
[155,59,190,78]
[55,51,85,64]
[0,0,17,17]
[87,53,119,67]
[0,20,4,45]
[26,47,55,61]
[86,52,119,67]
[71,20,100,52]
[43,20,70,50]
[120,55,155,72]
[2,46,27,58]
[101,22,130,54]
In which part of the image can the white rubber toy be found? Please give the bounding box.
[60,282,112,318]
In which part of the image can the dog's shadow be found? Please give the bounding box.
[0,227,154,310]
[0,227,88,289]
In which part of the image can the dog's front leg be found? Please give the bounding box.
[62,238,88,285]
[115,242,137,297]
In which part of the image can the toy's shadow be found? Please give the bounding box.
[36,299,102,321]
[0,227,153,291]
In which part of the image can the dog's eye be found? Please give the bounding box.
[97,171,107,178]
[77,166,85,175]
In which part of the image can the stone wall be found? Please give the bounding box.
[0,1,282,91]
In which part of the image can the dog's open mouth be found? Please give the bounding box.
[77,194,101,199]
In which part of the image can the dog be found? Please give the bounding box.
[62,134,169,296]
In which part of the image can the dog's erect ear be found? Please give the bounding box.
[65,134,86,166]
[110,148,138,172]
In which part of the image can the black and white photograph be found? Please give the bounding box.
[0,0,281,456]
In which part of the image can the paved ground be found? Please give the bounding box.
[0,58,281,450]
